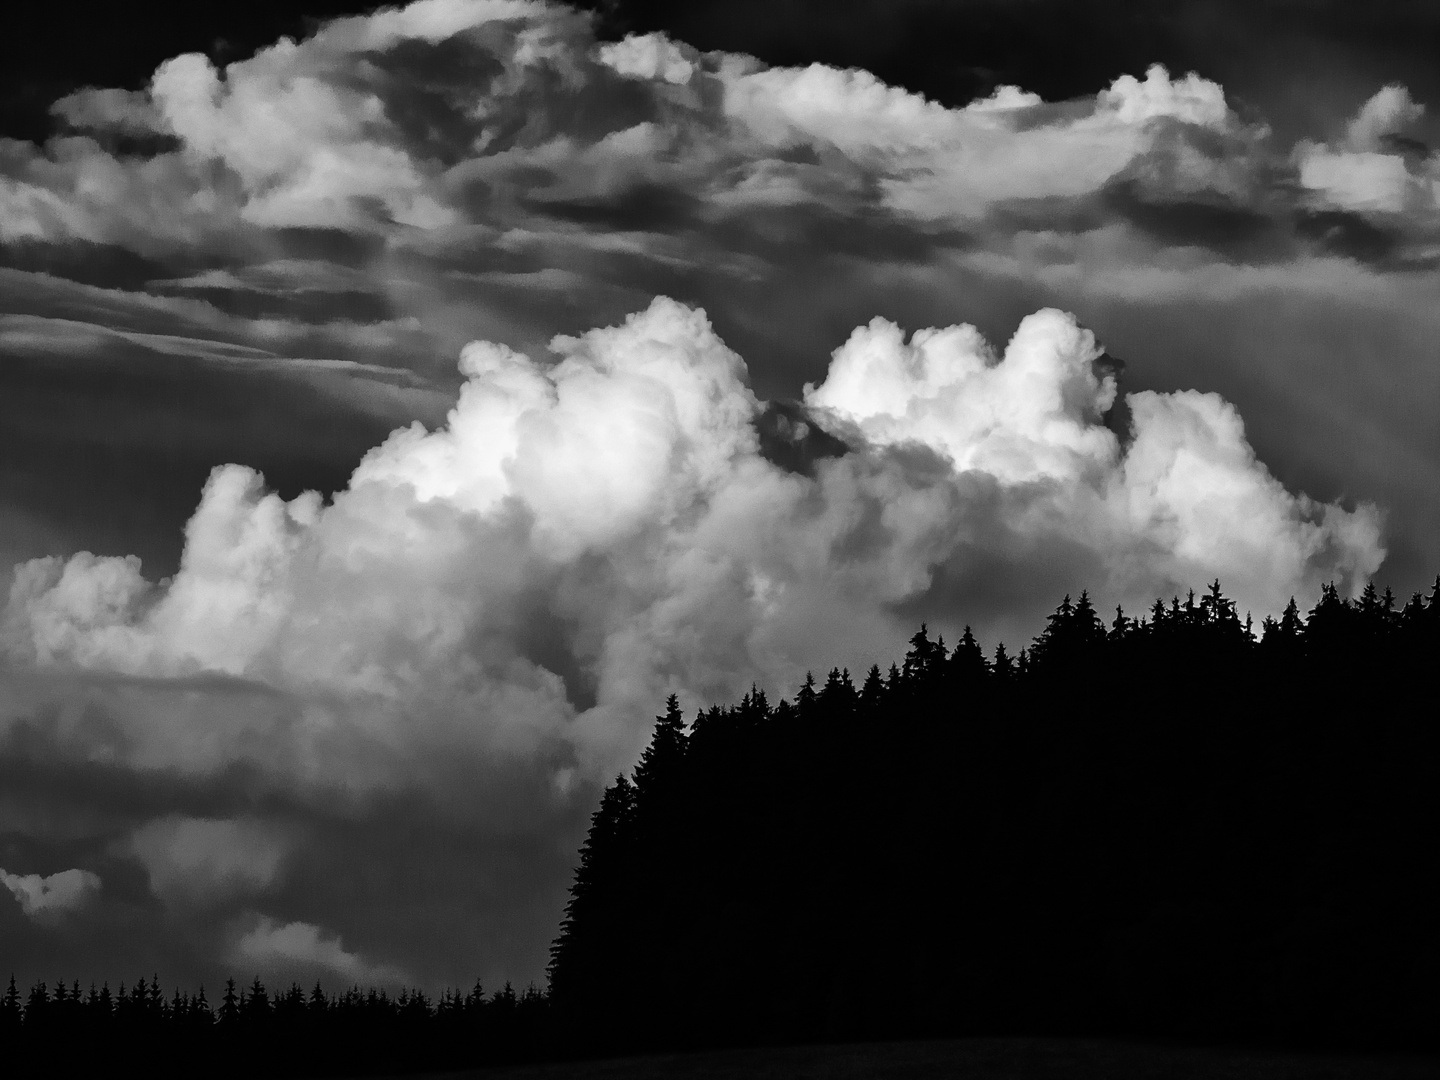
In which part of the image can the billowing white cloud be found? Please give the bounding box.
[1299,147,1420,215]
[153,50,460,232]
[128,816,295,906]
[1345,84,1425,152]
[597,31,697,85]
[1097,65,1230,128]
[0,298,1383,792]
[807,307,1382,613]
[721,60,1244,219]
[1297,84,1440,216]
[0,1,1266,257]
[232,916,407,984]
[806,309,1119,485]
[1,867,102,920]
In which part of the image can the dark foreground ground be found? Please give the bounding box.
[389,1038,1440,1080]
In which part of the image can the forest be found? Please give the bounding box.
[5,578,1440,1073]
[547,579,1440,1052]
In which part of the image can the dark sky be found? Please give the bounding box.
[1,0,1437,995]
[10,1,1440,139]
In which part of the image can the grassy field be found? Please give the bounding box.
[405,1038,1440,1080]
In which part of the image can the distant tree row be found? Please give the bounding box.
[0,972,550,1074]
[548,578,1440,1053]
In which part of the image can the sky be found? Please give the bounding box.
[0,0,1437,994]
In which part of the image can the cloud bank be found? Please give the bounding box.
[2,298,1382,796]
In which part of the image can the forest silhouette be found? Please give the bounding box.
[6,577,1440,1073]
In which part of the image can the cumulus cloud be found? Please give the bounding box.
[719,60,1246,221]
[1297,84,1440,217]
[597,31,697,85]
[806,310,1119,484]
[6,0,1431,396]
[1,867,102,920]
[1344,84,1426,152]
[808,307,1382,610]
[232,916,407,985]
[3,0,1436,304]
[1096,65,1230,128]
[148,51,452,231]
[0,298,1383,793]
[128,816,295,906]
[0,1,1266,258]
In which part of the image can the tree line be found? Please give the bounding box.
[547,578,1440,1053]
[0,972,550,1074]
[6,577,1440,1070]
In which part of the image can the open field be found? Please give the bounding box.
[406,1038,1440,1080]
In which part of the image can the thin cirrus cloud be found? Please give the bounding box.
[0,0,1429,991]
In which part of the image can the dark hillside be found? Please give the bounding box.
[417,1036,1440,1080]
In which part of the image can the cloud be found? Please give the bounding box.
[1,867,102,920]
[805,309,1119,485]
[1296,84,1440,217]
[1,0,1434,306]
[807,307,1382,612]
[50,88,166,140]
[127,816,295,906]
[598,31,697,85]
[232,916,407,985]
[1096,65,1229,128]
[718,60,1246,222]
[1344,84,1426,152]
[0,4,1269,257]
[0,298,1383,794]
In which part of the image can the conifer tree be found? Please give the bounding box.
[24,981,47,1027]
[859,665,886,712]
[819,667,858,718]
[1,975,21,1032]
[794,672,819,717]
[632,694,686,800]
[219,978,240,1026]
[245,977,269,1022]
[903,623,945,683]
[548,776,637,1001]
[948,626,989,684]
[1280,596,1303,635]
[1109,605,1130,642]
